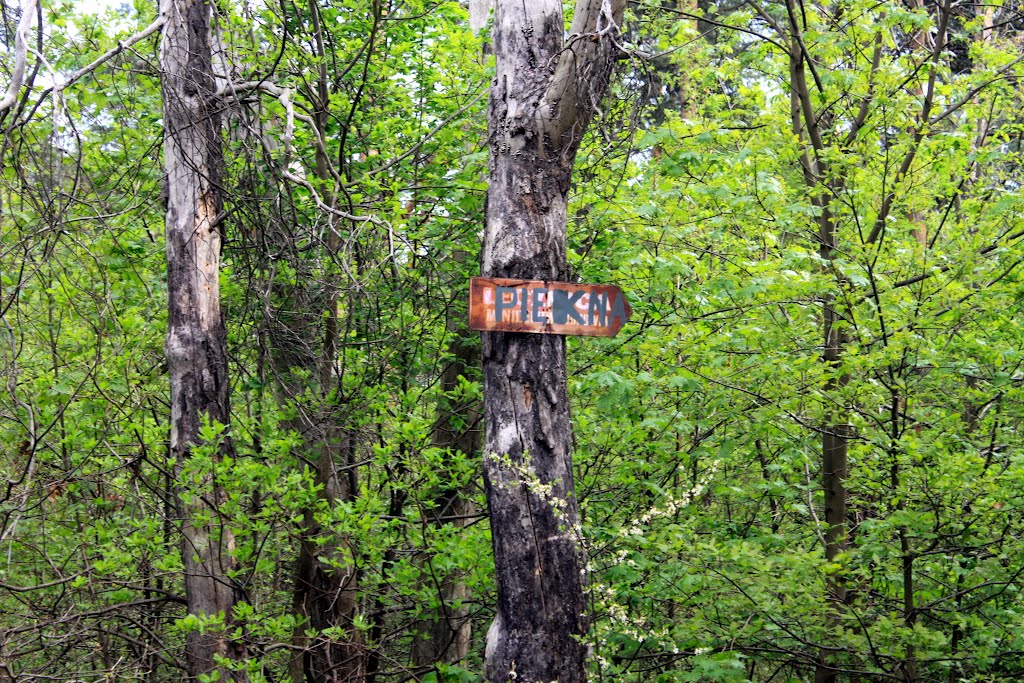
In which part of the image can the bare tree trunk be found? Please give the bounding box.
[481,0,623,679]
[159,0,246,677]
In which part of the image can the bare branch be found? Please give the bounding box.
[55,16,167,94]
[540,0,626,147]
[0,0,38,116]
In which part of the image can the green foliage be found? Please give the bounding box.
[567,0,1024,678]
[2,0,1024,679]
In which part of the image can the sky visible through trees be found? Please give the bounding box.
[1,0,1023,680]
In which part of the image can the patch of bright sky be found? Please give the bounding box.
[76,0,131,17]
[65,0,139,48]
[37,0,139,90]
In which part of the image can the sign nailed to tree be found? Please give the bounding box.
[469,277,631,337]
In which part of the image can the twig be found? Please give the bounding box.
[55,16,167,94]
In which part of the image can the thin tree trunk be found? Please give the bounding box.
[282,2,366,677]
[781,7,849,680]
[159,0,246,676]
[411,14,489,659]
[290,430,361,683]
[481,0,623,679]
[812,267,850,683]
[412,325,480,666]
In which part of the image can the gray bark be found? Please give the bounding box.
[159,0,246,677]
[481,0,623,679]
[0,0,37,118]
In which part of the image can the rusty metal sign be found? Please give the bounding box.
[469,277,631,337]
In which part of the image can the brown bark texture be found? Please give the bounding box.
[283,6,365,671]
[159,0,247,678]
[412,329,480,666]
[289,429,362,683]
[480,0,624,680]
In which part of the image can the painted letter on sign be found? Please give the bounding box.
[469,277,631,337]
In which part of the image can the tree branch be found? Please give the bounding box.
[0,0,38,118]
[540,0,626,147]
[56,16,167,94]
[865,0,951,245]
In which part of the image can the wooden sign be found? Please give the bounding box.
[469,277,631,337]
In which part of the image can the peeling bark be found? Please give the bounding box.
[159,0,246,677]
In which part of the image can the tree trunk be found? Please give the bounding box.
[412,327,480,666]
[412,18,488,660]
[290,428,361,683]
[481,0,623,680]
[782,7,849,680]
[814,296,849,683]
[281,3,366,677]
[159,0,246,677]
